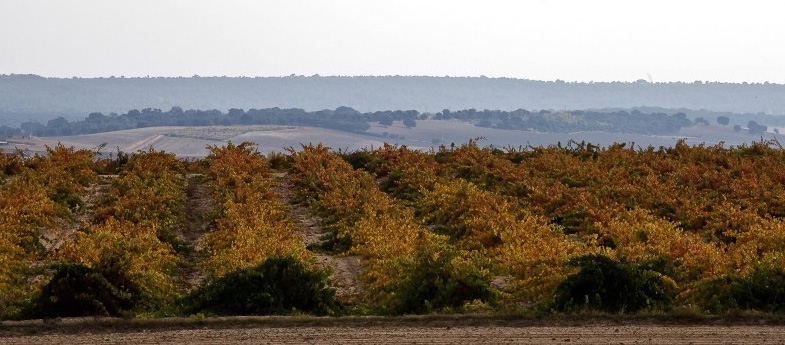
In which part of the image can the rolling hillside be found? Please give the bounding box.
[5,121,779,158]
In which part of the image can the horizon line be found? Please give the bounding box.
[2,73,783,86]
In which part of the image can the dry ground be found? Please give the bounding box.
[3,317,785,344]
[177,174,213,289]
[7,122,779,158]
[271,172,365,302]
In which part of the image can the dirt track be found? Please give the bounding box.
[271,172,365,302]
[3,318,785,344]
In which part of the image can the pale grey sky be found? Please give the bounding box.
[0,0,783,82]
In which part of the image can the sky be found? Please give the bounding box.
[0,0,783,83]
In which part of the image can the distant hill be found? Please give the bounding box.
[2,75,784,126]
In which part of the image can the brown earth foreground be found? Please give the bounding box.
[3,316,785,344]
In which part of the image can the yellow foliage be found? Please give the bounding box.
[598,208,725,281]
[494,210,583,300]
[95,148,187,242]
[0,176,58,249]
[200,143,309,278]
[56,218,179,299]
[0,230,29,311]
[418,179,582,300]
[728,217,785,276]
[199,199,307,277]
[338,191,424,259]
[0,176,59,310]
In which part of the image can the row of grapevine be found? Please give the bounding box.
[0,145,98,316]
[347,140,785,311]
[0,169,58,315]
[185,142,340,316]
[290,144,496,313]
[4,138,785,316]
[52,148,186,315]
[346,144,582,301]
[198,142,308,278]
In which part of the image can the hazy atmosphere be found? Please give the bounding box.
[2,0,784,82]
[2,0,785,153]
[7,1,785,342]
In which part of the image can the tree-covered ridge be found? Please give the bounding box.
[11,106,706,138]
[2,75,785,119]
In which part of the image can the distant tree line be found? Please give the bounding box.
[3,75,785,122]
[0,125,21,137]
[747,120,769,135]
[19,107,373,137]
[439,108,693,135]
[5,106,740,138]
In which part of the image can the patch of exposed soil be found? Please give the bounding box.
[271,172,365,301]
[40,175,114,251]
[4,320,785,344]
[177,174,213,289]
[313,254,365,302]
[181,174,213,244]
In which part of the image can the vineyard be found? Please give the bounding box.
[2,139,785,319]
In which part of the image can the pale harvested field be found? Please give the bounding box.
[3,318,785,344]
[7,122,777,158]
[365,120,776,149]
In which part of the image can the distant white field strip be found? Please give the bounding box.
[31,121,775,158]
[123,134,164,152]
[170,126,298,141]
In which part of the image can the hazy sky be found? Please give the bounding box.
[1,0,783,82]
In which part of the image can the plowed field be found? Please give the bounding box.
[3,318,785,344]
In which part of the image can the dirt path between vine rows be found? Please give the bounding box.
[271,172,365,302]
[177,174,212,289]
[40,175,114,251]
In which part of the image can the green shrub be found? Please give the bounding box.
[731,265,785,311]
[552,254,674,313]
[384,245,497,314]
[341,150,383,173]
[28,260,139,318]
[267,151,292,171]
[185,256,338,316]
[693,263,785,312]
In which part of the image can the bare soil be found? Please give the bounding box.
[271,172,365,302]
[3,317,785,344]
[181,174,213,245]
[40,175,114,251]
[177,174,213,289]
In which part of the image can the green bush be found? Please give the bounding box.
[267,151,292,171]
[693,264,785,312]
[730,265,785,311]
[552,255,674,313]
[28,260,139,318]
[341,150,383,173]
[385,245,497,314]
[185,256,339,316]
